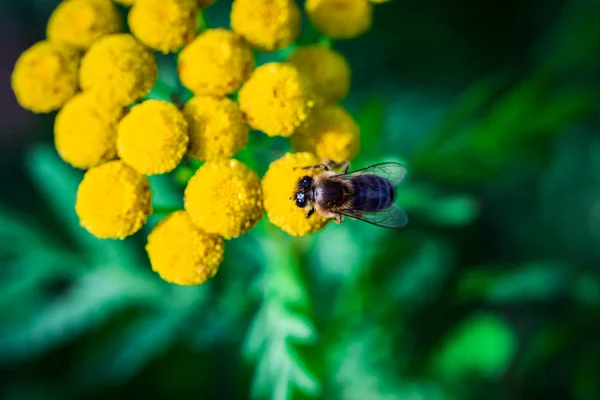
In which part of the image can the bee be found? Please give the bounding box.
[292,160,409,228]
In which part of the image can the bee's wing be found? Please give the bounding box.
[339,204,409,229]
[339,162,408,186]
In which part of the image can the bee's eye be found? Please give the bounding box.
[299,176,313,188]
[295,193,306,208]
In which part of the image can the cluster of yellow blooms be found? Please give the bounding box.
[12,0,387,286]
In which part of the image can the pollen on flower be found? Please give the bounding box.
[230,0,301,52]
[287,45,351,104]
[79,33,157,107]
[305,0,373,39]
[54,92,125,169]
[46,0,123,51]
[11,41,79,113]
[75,160,152,239]
[117,99,189,175]
[291,104,360,162]
[262,152,329,236]
[183,95,249,161]
[238,62,316,137]
[178,28,254,96]
[146,211,224,286]
[128,0,197,54]
[184,159,263,239]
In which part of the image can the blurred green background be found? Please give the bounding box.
[2,0,600,399]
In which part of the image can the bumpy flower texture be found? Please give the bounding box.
[79,33,157,107]
[185,159,264,239]
[183,95,249,161]
[117,100,189,175]
[178,28,255,97]
[292,104,360,163]
[46,0,123,50]
[231,0,301,51]
[238,62,316,137]
[11,41,79,113]
[306,0,373,39]
[75,161,152,239]
[146,211,224,286]
[113,0,214,7]
[128,0,197,53]
[262,152,330,236]
[54,92,125,169]
[287,44,351,105]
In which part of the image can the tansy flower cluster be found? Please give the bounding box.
[12,0,387,286]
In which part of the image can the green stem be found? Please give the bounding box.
[197,10,208,32]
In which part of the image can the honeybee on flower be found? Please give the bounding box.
[11,0,392,286]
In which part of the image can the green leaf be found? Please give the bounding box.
[456,262,571,304]
[0,266,163,365]
[431,313,517,381]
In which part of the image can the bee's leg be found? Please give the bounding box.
[306,208,315,218]
[336,214,343,224]
[298,163,330,171]
[323,159,350,174]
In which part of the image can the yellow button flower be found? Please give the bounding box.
[230,0,301,51]
[305,0,373,39]
[262,152,329,236]
[146,211,224,286]
[46,0,123,50]
[54,92,125,169]
[184,159,263,239]
[75,160,152,239]
[291,104,360,162]
[11,41,79,113]
[113,0,213,6]
[183,95,249,161]
[128,0,197,54]
[178,28,254,96]
[238,62,316,137]
[117,99,189,175]
[287,45,350,105]
[79,34,157,107]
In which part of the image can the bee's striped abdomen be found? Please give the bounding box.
[351,175,395,212]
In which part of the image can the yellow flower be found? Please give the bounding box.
[238,62,316,137]
[230,0,301,51]
[46,0,123,50]
[146,211,224,286]
[128,0,197,53]
[117,99,189,175]
[54,92,125,169]
[184,159,263,239]
[305,0,373,39]
[262,152,329,236]
[79,33,157,107]
[178,28,254,96]
[113,0,213,6]
[287,44,350,104]
[183,95,249,161]
[75,160,152,239]
[291,104,360,162]
[11,41,79,113]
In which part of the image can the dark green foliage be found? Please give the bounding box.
[2,0,600,399]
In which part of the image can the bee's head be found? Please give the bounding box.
[293,176,314,208]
